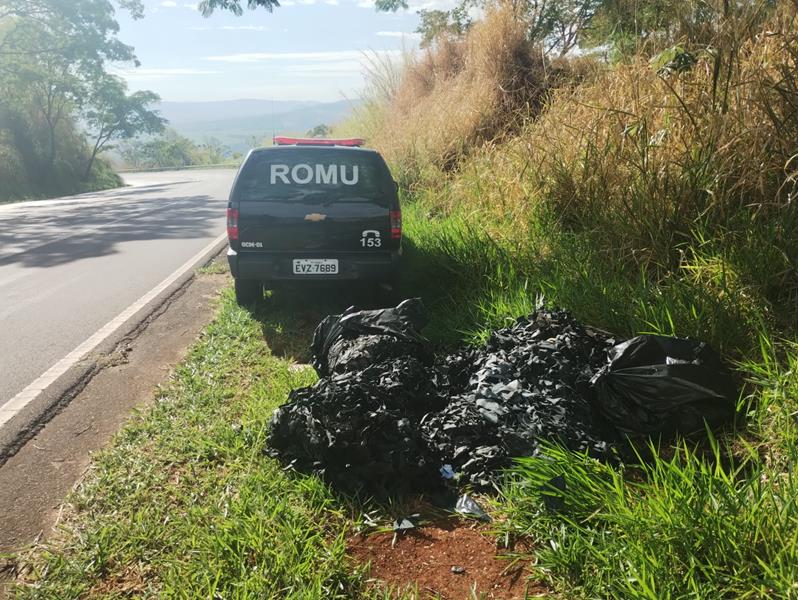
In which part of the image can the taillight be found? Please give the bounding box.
[390,209,402,240]
[226,207,239,241]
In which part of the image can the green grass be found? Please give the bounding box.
[11,284,472,599]
[397,198,798,599]
[11,289,372,599]
[399,199,780,357]
[498,436,798,599]
[196,259,230,275]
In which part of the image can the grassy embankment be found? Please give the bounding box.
[338,4,798,597]
[8,3,798,598]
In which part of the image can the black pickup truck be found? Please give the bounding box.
[226,137,402,305]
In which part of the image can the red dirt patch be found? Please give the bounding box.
[348,521,547,599]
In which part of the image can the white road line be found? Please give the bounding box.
[0,232,228,429]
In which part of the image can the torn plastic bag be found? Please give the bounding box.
[420,310,618,489]
[590,335,737,437]
[455,494,490,521]
[267,356,443,497]
[311,298,430,376]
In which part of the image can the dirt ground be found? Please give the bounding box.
[348,520,548,599]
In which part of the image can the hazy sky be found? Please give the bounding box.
[112,0,450,102]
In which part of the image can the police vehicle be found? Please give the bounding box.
[226,137,402,305]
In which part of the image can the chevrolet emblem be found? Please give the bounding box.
[304,213,327,222]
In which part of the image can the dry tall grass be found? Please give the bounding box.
[359,6,572,188]
[519,8,797,245]
[414,4,798,318]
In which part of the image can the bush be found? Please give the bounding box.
[0,117,122,202]
[352,4,798,356]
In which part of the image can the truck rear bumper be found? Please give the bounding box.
[227,247,400,283]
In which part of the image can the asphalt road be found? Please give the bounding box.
[0,169,235,408]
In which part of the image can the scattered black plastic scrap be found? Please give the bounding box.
[267,299,738,497]
[420,310,619,488]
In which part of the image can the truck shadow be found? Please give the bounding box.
[247,283,388,363]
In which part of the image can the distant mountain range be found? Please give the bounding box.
[155,99,361,153]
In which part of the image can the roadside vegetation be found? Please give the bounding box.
[9,279,438,599]
[335,1,798,596]
[11,286,355,598]
[118,129,244,171]
[0,1,164,202]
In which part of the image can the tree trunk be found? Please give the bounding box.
[47,120,57,168]
[84,130,105,180]
[84,147,99,180]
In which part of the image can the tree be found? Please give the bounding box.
[82,75,165,178]
[1,0,146,172]
[413,0,604,55]
[199,137,230,163]
[121,130,198,169]
[416,6,472,48]
[523,0,604,55]
[120,131,235,169]
[0,0,163,199]
[582,0,728,55]
[197,0,279,16]
[0,0,142,64]
[371,0,406,11]
[306,124,332,138]
[31,59,82,168]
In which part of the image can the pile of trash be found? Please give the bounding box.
[267,299,737,497]
[421,310,618,489]
[268,301,442,497]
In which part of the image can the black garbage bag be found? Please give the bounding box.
[324,334,424,376]
[590,335,738,437]
[311,298,430,376]
[269,299,737,497]
[268,356,444,497]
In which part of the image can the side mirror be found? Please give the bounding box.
[393,180,399,192]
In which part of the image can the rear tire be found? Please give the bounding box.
[235,278,262,306]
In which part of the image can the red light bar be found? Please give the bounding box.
[274,136,366,147]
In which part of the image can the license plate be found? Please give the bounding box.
[293,258,339,275]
